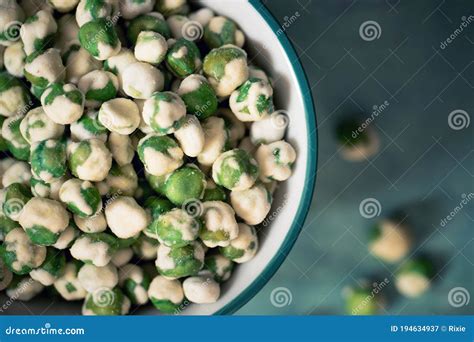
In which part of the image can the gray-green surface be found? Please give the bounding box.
[238,0,473,315]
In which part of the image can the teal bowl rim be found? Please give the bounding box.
[216,0,318,314]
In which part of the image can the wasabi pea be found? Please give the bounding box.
[145,171,168,196]
[204,254,233,282]
[1,227,46,274]
[122,62,164,99]
[230,183,272,226]
[2,160,31,187]
[177,74,218,119]
[20,10,57,55]
[155,241,204,278]
[0,72,31,118]
[30,176,64,199]
[119,263,150,305]
[166,15,189,39]
[111,247,133,267]
[59,178,102,217]
[127,12,171,44]
[197,117,228,166]
[147,208,199,247]
[6,276,44,301]
[68,138,112,182]
[173,115,205,157]
[255,140,296,182]
[41,82,84,124]
[395,257,435,298]
[82,287,130,315]
[229,78,274,122]
[132,234,158,260]
[24,48,65,88]
[183,275,220,304]
[3,182,32,221]
[220,223,258,263]
[19,107,64,144]
[166,38,201,78]
[0,0,24,47]
[49,0,80,13]
[4,41,26,77]
[29,247,66,286]
[212,149,259,191]
[63,45,102,84]
[203,44,248,97]
[2,114,30,160]
[30,139,67,183]
[134,31,168,65]
[345,282,383,315]
[73,211,107,233]
[155,0,188,17]
[142,91,185,134]
[78,70,119,108]
[336,118,380,161]
[52,223,79,250]
[53,261,87,301]
[204,16,245,49]
[105,196,149,239]
[219,108,245,148]
[250,111,288,145]
[70,110,108,142]
[99,98,140,134]
[144,196,174,220]
[202,179,227,202]
[148,275,184,313]
[75,0,118,27]
[189,7,214,27]
[19,197,69,245]
[164,165,206,205]
[79,18,121,60]
[199,201,238,248]
[108,132,134,166]
[368,220,411,263]
[120,0,155,20]
[77,263,118,293]
[70,232,118,267]
[103,163,138,196]
[137,134,183,176]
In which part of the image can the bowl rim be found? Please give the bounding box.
[215,0,318,315]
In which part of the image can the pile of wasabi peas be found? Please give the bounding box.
[0,0,297,315]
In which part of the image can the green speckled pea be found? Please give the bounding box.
[20,10,57,55]
[3,183,32,221]
[155,0,189,17]
[144,196,174,220]
[24,49,65,88]
[137,134,183,177]
[155,241,204,278]
[119,264,151,305]
[70,232,119,267]
[147,208,199,247]
[30,85,46,100]
[0,210,18,241]
[2,115,30,161]
[164,165,206,205]
[145,172,168,196]
[127,12,171,44]
[219,223,258,263]
[30,247,66,286]
[202,180,227,202]
[41,82,85,125]
[177,74,218,120]
[229,77,274,122]
[132,234,159,261]
[142,92,186,135]
[0,228,46,275]
[82,287,130,316]
[79,18,121,61]
[68,138,112,182]
[204,254,234,283]
[0,72,32,118]
[30,139,67,183]
[148,275,184,314]
[104,163,138,197]
[395,257,435,298]
[59,178,102,218]
[212,149,259,191]
[78,70,119,108]
[70,110,108,142]
[203,44,249,97]
[204,16,245,49]
[166,38,201,78]
[0,1,23,46]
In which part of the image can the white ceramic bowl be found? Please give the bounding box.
[1,0,317,315]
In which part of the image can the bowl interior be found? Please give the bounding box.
[0,0,313,315]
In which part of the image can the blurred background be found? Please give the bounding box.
[238,0,473,315]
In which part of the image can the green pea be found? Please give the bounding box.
[212,149,259,191]
[70,110,108,142]
[79,18,121,60]
[2,115,30,161]
[203,44,246,82]
[137,134,183,176]
[24,49,65,88]
[155,0,189,16]
[204,17,242,49]
[30,139,67,183]
[397,257,435,279]
[83,287,129,315]
[0,72,32,117]
[147,208,199,247]
[155,242,204,278]
[204,254,234,283]
[144,196,174,220]
[164,165,206,205]
[104,163,138,197]
[145,172,168,196]
[59,179,102,218]
[202,184,227,202]
[177,74,218,120]
[127,13,171,44]
[3,183,32,221]
[31,247,66,283]
[165,38,201,78]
